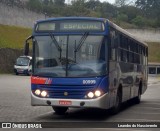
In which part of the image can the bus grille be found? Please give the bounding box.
[38,85,95,99]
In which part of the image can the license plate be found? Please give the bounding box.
[59,101,72,105]
[18,69,23,72]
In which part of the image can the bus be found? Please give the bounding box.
[24,17,148,115]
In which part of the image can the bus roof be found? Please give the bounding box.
[36,17,106,23]
[108,20,148,47]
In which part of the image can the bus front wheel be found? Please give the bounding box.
[111,90,122,115]
[52,106,68,115]
[134,88,141,104]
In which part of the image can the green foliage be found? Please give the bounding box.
[117,13,128,22]
[135,0,160,18]
[0,24,32,49]
[131,16,145,27]
[54,0,65,6]
[118,6,140,22]
[27,0,43,13]
[23,0,160,28]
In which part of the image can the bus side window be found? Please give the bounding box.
[110,29,118,61]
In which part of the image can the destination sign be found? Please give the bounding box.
[35,20,104,32]
[36,22,56,31]
[60,22,104,31]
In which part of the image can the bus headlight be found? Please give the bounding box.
[35,89,41,96]
[95,90,101,97]
[41,91,47,97]
[87,92,94,98]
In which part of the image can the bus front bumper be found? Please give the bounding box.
[31,92,110,109]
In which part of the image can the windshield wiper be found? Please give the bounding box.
[75,32,89,52]
[74,32,89,62]
[49,33,62,61]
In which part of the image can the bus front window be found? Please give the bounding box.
[33,35,107,77]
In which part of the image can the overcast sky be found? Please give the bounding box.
[99,0,115,4]
[66,0,115,4]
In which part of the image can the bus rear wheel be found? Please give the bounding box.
[52,106,68,115]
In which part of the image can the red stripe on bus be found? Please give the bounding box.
[31,76,47,84]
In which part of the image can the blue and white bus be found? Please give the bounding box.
[24,17,148,115]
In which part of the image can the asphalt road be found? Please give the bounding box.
[0,75,160,130]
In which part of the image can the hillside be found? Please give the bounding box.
[0,24,160,74]
[148,42,160,62]
[0,24,32,49]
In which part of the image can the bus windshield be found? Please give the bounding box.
[33,35,107,77]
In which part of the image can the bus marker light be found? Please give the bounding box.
[87,92,94,98]
[35,89,41,96]
[41,91,47,97]
[95,90,101,97]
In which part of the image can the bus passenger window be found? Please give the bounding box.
[129,52,134,63]
[37,60,43,68]
[149,67,156,74]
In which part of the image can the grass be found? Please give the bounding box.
[147,42,160,63]
[0,24,32,49]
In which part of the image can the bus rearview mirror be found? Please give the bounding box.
[24,35,33,56]
[24,42,29,56]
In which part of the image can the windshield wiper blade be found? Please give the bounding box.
[74,32,89,62]
[75,32,89,52]
[49,33,62,61]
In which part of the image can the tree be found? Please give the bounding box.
[115,0,136,7]
[85,0,101,11]
[131,15,145,27]
[27,0,43,12]
[54,0,65,6]
[115,0,127,7]
[99,2,117,18]
[118,6,141,22]
[135,0,160,18]
[117,13,128,22]
[43,0,49,5]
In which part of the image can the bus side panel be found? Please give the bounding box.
[108,61,118,108]
[142,65,148,94]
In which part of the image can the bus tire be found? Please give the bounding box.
[134,88,141,104]
[111,90,122,115]
[52,106,68,115]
